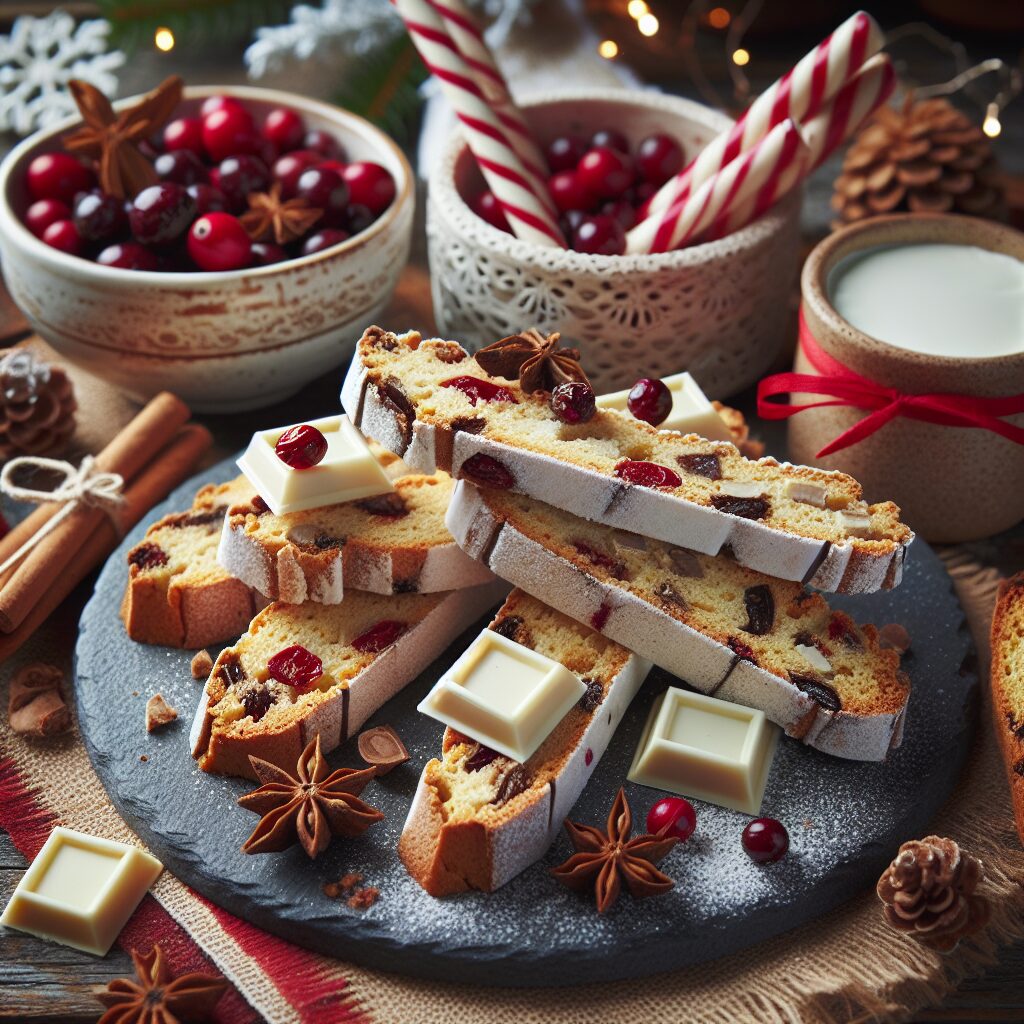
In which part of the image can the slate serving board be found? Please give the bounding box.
[75,456,976,987]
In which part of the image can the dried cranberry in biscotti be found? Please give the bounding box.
[460,453,515,489]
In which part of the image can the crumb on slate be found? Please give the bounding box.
[347,887,380,910]
[191,650,214,679]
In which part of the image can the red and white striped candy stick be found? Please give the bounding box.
[393,0,565,247]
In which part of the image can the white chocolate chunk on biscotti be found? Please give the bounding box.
[340,326,913,594]
[399,589,651,896]
[446,481,911,762]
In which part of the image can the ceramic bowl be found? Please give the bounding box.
[427,88,802,399]
[0,86,414,413]
[794,213,1024,542]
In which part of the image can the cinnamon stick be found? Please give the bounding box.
[0,423,212,663]
[0,392,192,633]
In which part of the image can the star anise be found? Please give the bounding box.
[64,76,183,199]
[240,183,322,245]
[97,944,227,1024]
[550,787,678,912]
[238,735,383,859]
[475,328,590,394]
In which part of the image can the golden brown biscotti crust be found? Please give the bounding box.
[990,572,1024,845]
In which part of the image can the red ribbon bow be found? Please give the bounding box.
[757,310,1024,457]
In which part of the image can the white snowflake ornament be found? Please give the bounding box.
[0,11,125,137]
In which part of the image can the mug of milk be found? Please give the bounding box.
[790,213,1024,542]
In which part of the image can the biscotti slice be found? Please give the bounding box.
[189,579,509,778]
[399,590,651,896]
[991,573,1024,844]
[341,327,913,594]
[448,481,911,761]
[218,471,493,605]
[122,475,266,649]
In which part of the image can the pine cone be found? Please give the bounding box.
[876,835,990,952]
[0,350,76,461]
[832,96,1005,228]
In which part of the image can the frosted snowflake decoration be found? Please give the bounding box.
[0,11,124,136]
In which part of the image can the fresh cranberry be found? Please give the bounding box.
[627,377,673,425]
[647,797,697,842]
[262,107,305,151]
[163,116,204,154]
[41,219,82,255]
[97,242,160,270]
[25,198,70,238]
[460,452,514,489]
[296,166,349,225]
[546,134,586,173]
[614,460,682,488]
[301,229,349,255]
[601,197,637,231]
[742,817,789,863]
[73,191,127,242]
[572,214,626,256]
[577,146,634,200]
[274,423,329,469]
[550,381,596,424]
[130,183,196,246]
[187,212,251,272]
[342,161,395,215]
[249,241,287,266]
[202,104,259,163]
[267,644,323,693]
[352,620,408,654]
[636,133,685,186]
[344,203,376,235]
[470,190,510,232]
[199,95,244,118]
[26,152,94,204]
[215,155,269,212]
[441,375,517,406]
[273,149,321,198]
[155,149,208,186]
[302,129,345,161]
[548,170,596,214]
[560,208,588,237]
[590,127,629,154]
[632,180,657,207]
[186,183,228,215]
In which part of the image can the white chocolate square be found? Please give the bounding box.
[418,629,586,763]
[237,415,393,515]
[596,372,733,441]
[628,687,779,814]
[0,827,162,955]
[795,644,833,674]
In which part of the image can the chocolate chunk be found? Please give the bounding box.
[1015,757,1024,778]
[128,542,168,570]
[573,540,629,580]
[171,504,228,529]
[667,547,704,578]
[357,725,410,774]
[492,764,531,805]
[392,578,419,594]
[828,615,863,650]
[218,655,246,687]
[676,453,722,480]
[451,415,486,435]
[465,744,502,772]
[356,491,408,518]
[491,615,524,641]
[656,581,688,610]
[251,496,270,515]
[578,679,604,713]
[376,376,415,448]
[365,325,397,350]
[741,585,775,635]
[314,533,342,550]
[790,673,842,713]
[1007,714,1024,740]
[711,494,771,520]
[241,684,272,723]
[728,637,757,664]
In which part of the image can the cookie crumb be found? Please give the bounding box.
[878,623,911,655]
[146,693,178,732]
[324,872,366,900]
[190,650,214,679]
[140,755,149,763]
[347,887,380,910]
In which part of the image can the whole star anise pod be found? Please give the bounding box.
[876,835,990,952]
[475,328,590,394]
[97,944,227,1024]
[238,735,383,859]
[64,76,183,200]
[240,183,322,245]
[550,787,678,912]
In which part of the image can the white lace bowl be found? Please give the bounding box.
[0,86,414,412]
[427,89,801,398]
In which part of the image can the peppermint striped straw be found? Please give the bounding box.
[393,0,565,246]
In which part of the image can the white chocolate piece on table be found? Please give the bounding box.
[237,415,393,516]
[418,629,586,763]
[596,372,733,441]
[0,827,162,955]
[627,687,780,814]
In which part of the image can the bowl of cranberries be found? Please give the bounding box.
[0,86,413,412]
[427,88,801,400]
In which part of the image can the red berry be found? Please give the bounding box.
[601,197,636,231]
[97,242,160,270]
[301,228,349,255]
[26,152,94,204]
[73,191,127,242]
[546,134,586,173]
[441,375,517,406]
[272,148,321,198]
[632,180,658,208]
[647,797,697,842]
[187,212,251,271]
[274,423,329,469]
[742,817,789,863]
[342,161,395,215]
[262,107,305,151]
[163,116,204,154]
[199,95,244,118]
[585,747,594,766]
[129,542,169,570]
[470,190,510,232]
[41,219,82,255]
[303,129,345,161]
[202,104,259,163]
[215,154,269,212]
[249,241,287,266]
[25,198,70,237]
[186,182,228,215]
[560,209,587,239]
[130,183,196,246]
[550,381,596,424]
[267,644,324,693]
[614,460,682,488]
[637,132,685,186]
[591,602,611,631]
[352,619,408,653]
[590,127,629,154]
[344,203,376,235]
[460,452,515,489]
[155,149,208,186]
[296,166,349,225]
[548,170,596,214]
[572,214,625,256]
[577,146,634,199]
[627,377,673,425]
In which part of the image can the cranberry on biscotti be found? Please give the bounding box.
[627,377,672,425]
[550,381,596,424]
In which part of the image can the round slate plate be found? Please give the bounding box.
[75,457,977,988]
